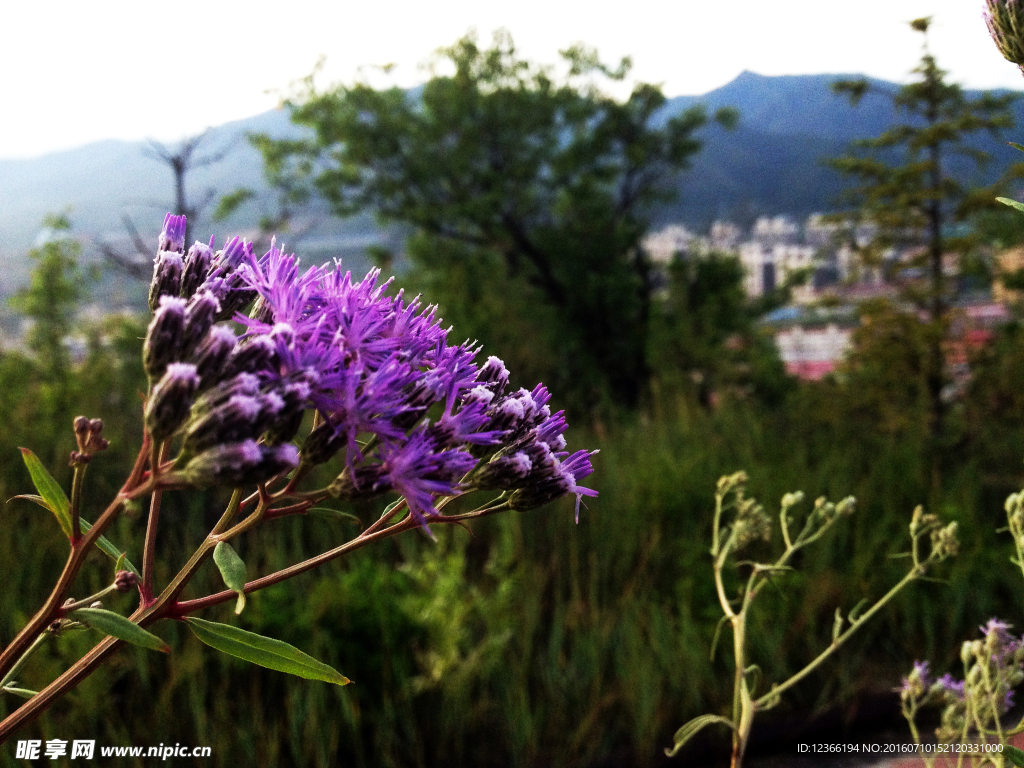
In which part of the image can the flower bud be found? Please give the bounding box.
[182,441,299,488]
[781,491,805,509]
[143,296,186,380]
[180,291,221,358]
[328,464,392,500]
[222,335,277,379]
[263,378,311,445]
[114,570,138,593]
[192,373,261,416]
[148,251,184,312]
[158,213,187,254]
[180,240,214,299]
[835,496,856,517]
[145,363,200,442]
[217,236,250,272]
[475,356,509,396]
[192,325,238,389]
[301,421,348,466]
[178,394,268,461]
[474,451,533,491]
[985,0,1024,69]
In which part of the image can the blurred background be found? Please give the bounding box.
[4,1,1024,765]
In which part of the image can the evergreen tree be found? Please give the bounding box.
[829,17,1022,456]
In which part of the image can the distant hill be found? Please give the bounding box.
[1,70,1022,295]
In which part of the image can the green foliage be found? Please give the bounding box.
[9,215,85,382]
[829,21,1023,451]
[250,30,733,409]
[650,252,791,406]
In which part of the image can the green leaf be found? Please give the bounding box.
[114,551,126,574]
[997,196,1024,214]
[186,617,350,685]
[213,542,248,615]
[71,608,169,653]
[18,449,71,537]
[1008,142,1024,153]
[665,714,735,757]
[308,507,362,525]
[1003,745,1024,767]
[1,685,38,699]
[78,518,139,575]
[7,492,137,573]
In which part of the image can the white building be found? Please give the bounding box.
[774,323,852,380]
[642,225,700,264]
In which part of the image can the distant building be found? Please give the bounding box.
[774,323,852,380]
[709,220,742,252]
[642,225,701,264]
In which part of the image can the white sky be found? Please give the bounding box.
[2,0,1020,160]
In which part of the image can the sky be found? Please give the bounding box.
[2,0,1021,160]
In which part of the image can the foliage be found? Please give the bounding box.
[829,17,1024,447]
[649,252,791,407]
[245,30,737,410]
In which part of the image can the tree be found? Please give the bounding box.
[829,17,1022,456]
[249,31,736,409]
[11,213,85,381]
[101,130,233,279]
[650,252,789,407]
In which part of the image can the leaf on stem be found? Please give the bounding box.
[9,473,138,573]
[79,518,139,575]
[186,617,350,685]
[997,196,1024,214]
[213,541,248,615]
[17,449,72,536]
[308,507,362,524]
[70,608,169,653]
[1,685,39,699]
[664,714,735,757]
[1004,745,1024,767]
[709,615,729,662]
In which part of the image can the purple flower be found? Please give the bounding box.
[936,673,965,700]
[158,213,187,254]
[380,432,477,530]
[146,213,595,517]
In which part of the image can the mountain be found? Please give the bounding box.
[1,70,1021,294]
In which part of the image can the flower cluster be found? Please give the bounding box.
[143,214,596,527]
[901,619,1024,743]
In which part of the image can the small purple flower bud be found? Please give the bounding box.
[217,236,250,271]
[473,451,533,491]
[475,356,510,396]
[180,291,221,358]
[508,449,598,522]
[192,325,237,389]
[115,570,139,593]
[180,240,214,299]
[148,251,184,312]
[222,335,278,379]
[69,450,92,466]
[191,372,262,416]
[263,377,312,445]
[301,421,347,466]
[158,213,187,254]
[328,464,393,500]
[178,394,267,460]
[143,296,187,380]
[181,441,299,488]
[145,363,200,442]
